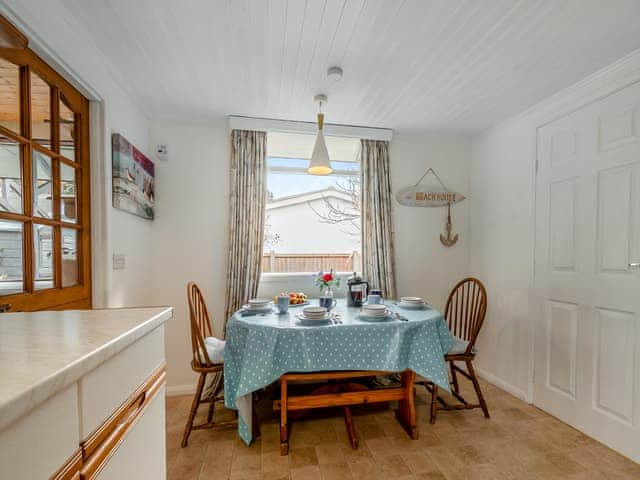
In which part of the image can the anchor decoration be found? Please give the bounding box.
[440,202,458,247]
[395,167,465,247]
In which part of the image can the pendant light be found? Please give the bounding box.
[308,94,332,175]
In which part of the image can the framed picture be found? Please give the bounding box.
[112,133,155,220]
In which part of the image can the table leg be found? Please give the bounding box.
[280,378,288,455]
[395,370,418,439]
[252,391,261,440]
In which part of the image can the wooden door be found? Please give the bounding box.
[534,81,640,462]
[0,16,91,311]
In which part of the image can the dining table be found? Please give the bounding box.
[223,299,455,449]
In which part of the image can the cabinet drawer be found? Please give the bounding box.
[79,325,165,439]
[91,385,166,480]
[80,370,166,480]
[0,384,80,480]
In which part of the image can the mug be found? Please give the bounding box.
[319,296,337,310]
[367,294,382,304]
[276,295,289,314]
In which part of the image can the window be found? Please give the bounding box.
[0,22,91,311]
[263,132,361,274]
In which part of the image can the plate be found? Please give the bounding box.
[400,296,424,303]
[398,302,429,310]
[357,310,393,322]
[295,312,333,323]
[271,301,310,308]
[289,301,310,307]
[242,305,273,313]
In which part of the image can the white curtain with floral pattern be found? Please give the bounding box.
[360,139,397,299]
[224,130,267,330]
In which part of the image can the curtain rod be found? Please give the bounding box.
[228,115,393,142]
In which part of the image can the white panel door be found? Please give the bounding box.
[534,82,640,462]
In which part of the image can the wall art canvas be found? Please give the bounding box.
[112,133,155,220]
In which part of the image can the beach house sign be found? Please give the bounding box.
[395,168,465,207]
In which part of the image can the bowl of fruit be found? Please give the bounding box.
[274,292,308,306]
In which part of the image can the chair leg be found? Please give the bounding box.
[206,397,216,424]
[450,361,459,393]
[182,372,206,447]
[430,383,438,424]
[466,360,489,418]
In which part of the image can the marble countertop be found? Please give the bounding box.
[0,306,172,432]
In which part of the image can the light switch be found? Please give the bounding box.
[113,253,126,270]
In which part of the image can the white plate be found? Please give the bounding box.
[296,312,332,323]
[242,305,273,313]
[302,306,327,313]
[398,302,429,310]
[400,296,424,304]
[357,311,393,322]
[360,311,389,317]
[362,305,387,314]
[249,298,270,305]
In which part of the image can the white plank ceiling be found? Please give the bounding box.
[62,0,640,131]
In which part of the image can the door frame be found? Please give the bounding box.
[1,7,111,309]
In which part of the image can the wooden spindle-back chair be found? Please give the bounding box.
[418,277,490,423]
[181,282,236,447]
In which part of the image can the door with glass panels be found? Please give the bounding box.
[0,21,91,311]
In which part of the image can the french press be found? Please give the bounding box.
[347,272,368,307]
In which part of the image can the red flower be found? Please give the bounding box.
[322,273,333,282]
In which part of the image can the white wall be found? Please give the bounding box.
[469,50,640,401]
[390,132,471,312]
[149,120,230,392]
[2,0,154,307]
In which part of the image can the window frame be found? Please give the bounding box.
[262,150,362,278]
[0,42,91,311]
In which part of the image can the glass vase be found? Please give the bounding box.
[319,286,335,310]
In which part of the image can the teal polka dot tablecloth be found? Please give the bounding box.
[224,300,454,444]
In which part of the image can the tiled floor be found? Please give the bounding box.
[166,379,640,479]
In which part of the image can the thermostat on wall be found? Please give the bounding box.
[156,144,168,161]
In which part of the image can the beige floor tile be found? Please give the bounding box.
[319,462,352,480]
[374,454,413,478]
[289,446,319,469]
[261,451,289,474]
[290,465,321,480]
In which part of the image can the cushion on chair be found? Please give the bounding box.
[201,336,226,364]
[447,336,477,355]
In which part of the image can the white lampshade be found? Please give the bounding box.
[308,113,332,175]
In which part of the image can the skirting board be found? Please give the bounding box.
[475,367,529,403]
[166,384,196,397]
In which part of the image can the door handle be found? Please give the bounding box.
[629,263,640,269]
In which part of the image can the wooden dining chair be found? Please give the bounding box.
[418,277,489,423]
[181,282,236,447]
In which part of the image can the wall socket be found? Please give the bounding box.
[112,253,126,270]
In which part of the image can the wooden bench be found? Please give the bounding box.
[274,370,417,455]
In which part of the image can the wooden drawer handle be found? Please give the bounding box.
[80,365,165,480]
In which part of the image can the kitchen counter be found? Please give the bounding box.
[0,306,172,432]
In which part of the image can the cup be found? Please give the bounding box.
[367,294,382,304]
[276,295,289,314]
[319,297,337,311]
